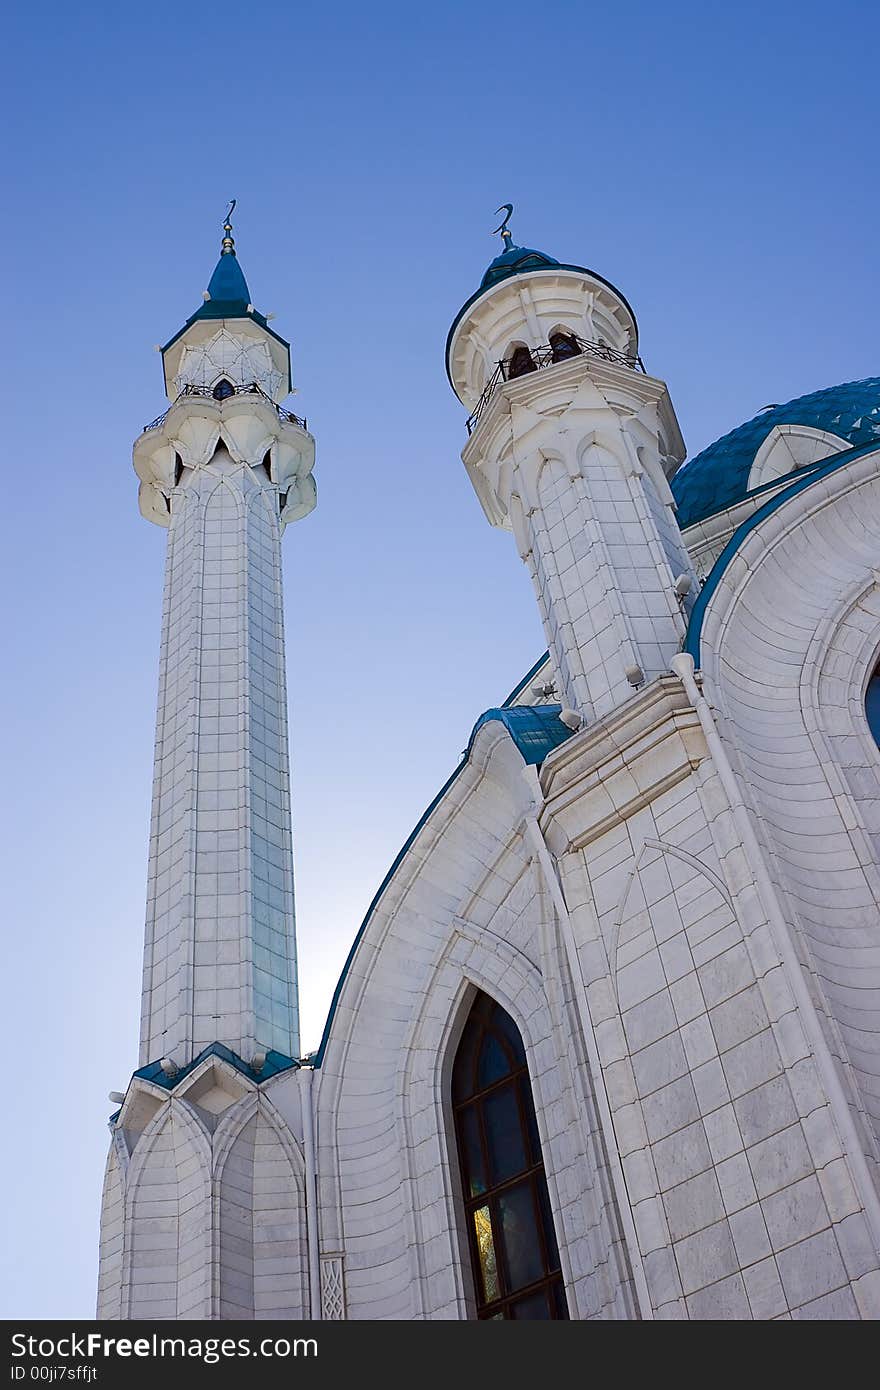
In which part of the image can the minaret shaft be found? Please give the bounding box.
[141,444,298,1065]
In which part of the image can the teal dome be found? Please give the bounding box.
[671,377,880,529]
[480,241,560,289]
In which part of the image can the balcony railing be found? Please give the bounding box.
[465,335,645,435]
[143,382,308,434]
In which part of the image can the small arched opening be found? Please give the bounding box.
[549,331,581,363]
[506,346,537,381]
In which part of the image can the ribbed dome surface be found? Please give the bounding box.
[671,377,880,528]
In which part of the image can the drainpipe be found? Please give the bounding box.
[298,1066,322,1319]
[671,651,880,1253]
[522,765,653,1321]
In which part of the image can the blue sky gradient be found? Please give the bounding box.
[2,0,877,1318]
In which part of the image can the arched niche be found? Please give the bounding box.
[450,990,569,1320]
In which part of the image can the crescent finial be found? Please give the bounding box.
[221,199,237,255]
[492,203,514,248]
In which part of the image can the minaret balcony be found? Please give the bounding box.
[465,334,646,436]
[134,379,316,528]
[143,380,307,435]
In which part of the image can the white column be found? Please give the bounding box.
[140,436,300,1066]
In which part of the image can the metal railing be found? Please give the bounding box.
[143,382,308,434]
[465,335,645,435]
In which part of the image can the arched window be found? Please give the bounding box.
[451,992,568,1319]
[549,331,581,363]
[866,666,880,745]
[507,346,537,380]
[212,378,235,401]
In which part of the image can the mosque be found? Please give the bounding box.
[97,206,880,1319]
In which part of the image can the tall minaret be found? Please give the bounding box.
[133,208,315,1069]
[446,208,694,722]
[98,216,316,1323]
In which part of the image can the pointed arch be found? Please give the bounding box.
[747,422,848,491]
[548,328,582,363]
[214,1093,307,1320]
[506,343,537,380]
[450,990,569,1319]
[124,1099,213,1319]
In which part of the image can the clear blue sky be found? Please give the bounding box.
[1,0,877,1319]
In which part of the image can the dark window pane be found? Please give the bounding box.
[867,672,880,746]
[452,1019,481,1101]
[510,1289,551,1319]
[551,1279,570,1320]
[483,1083,527,1184]
[491,1004,527,1068]
[477,1031,511,1089]
[498,1181,544,1291]
[472,1205,499,1304]
[536,1175,560,1270]
[451,990,565,1321]
[212,378,235,400]
[549,332,581,363]
[520,1079,542,1166]
[508,346,537,379]
[459,1104,486,1197]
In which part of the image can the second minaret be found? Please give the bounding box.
[446,218,695,723]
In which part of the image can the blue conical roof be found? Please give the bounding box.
[198,249,252,316]
[161,232,290,371]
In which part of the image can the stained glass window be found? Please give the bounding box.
[451,991,569,1320]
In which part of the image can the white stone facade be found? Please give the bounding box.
[98,233,880,1320]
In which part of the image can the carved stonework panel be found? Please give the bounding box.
[320,1256,346,1320]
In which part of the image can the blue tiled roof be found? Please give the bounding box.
[130,1041,296,1094]
[480,241,560,289]
[469,704,575,764]
[671,377,880,529]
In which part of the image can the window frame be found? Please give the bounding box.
[451,992,568,1320]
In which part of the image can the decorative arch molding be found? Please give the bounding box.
[122,1098,214,1318]
[800,574,880,891]
[696,453,880,1148]
[395,924,553,1320]
[747,422,848,492]
[607,837,734,997]
[212,1092,307,1320]
[175,327,285,401]
[394,916,626,1320]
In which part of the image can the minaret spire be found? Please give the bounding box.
[221,198,236,255]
